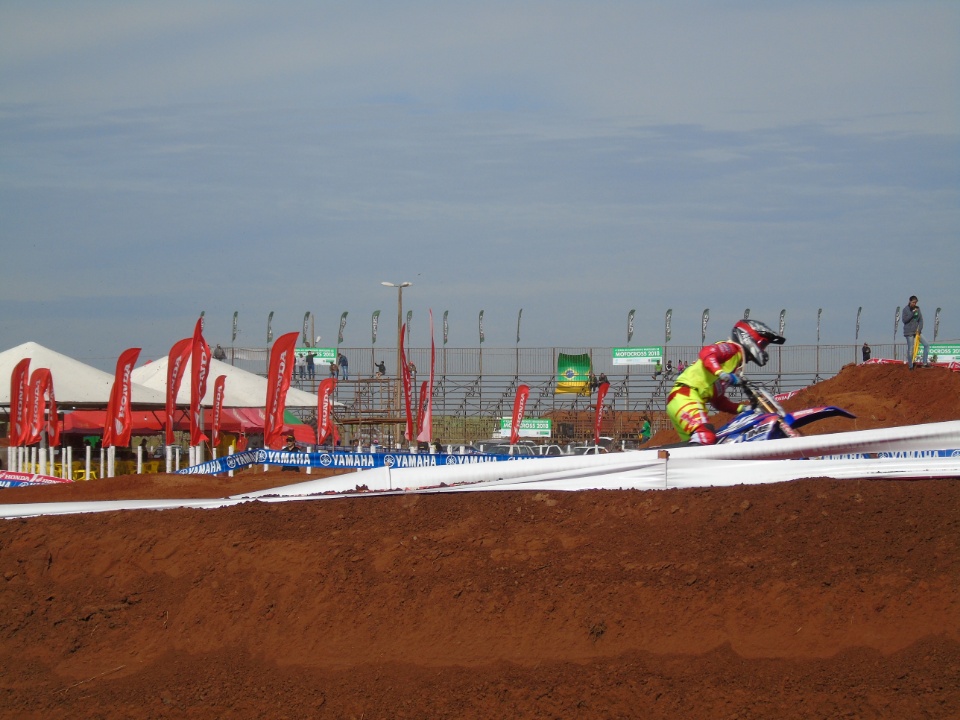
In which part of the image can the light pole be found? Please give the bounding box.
[381,281,412,431]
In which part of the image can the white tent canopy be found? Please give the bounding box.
[0,341,166,407]
[131,355,319,408]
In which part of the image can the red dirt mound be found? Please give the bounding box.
[1,364,958,719]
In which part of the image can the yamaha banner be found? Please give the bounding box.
[177,449,536,475]
[627,309,635,344]
[665,308,672,344]
[371,310,380,344]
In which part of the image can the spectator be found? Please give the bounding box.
[677,359,686,373]
[281,435,301,473]
[639,417,651,444]
[338,352,349,380]
[295,352,306,382]
[306,351,316,379]
[861,343,871,363]
[902,295,930,369]
[665,360,674,378]
[213,344,227,361]
[598,372,609,386]
[329,361,339,379]
[375,360,386,378]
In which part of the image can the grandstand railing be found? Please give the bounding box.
[222,343,904,446]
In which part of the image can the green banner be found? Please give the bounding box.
[497,418,552,438]
[930,344,960,363]
[295,347,337,364]
[556,352,591,394]
[612,346,663,365]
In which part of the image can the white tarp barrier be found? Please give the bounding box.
[2,422,958,519]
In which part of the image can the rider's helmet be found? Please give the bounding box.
[732,319,785,367]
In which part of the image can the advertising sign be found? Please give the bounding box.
[496,418,552,438]
[295,347,337,364]
[612,346,663,365]
[930,344,960,363]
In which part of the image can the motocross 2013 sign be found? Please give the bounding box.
[930,344,960,363]
[295,347,337,364]
[612,346,663,365]
[496,418,552,438]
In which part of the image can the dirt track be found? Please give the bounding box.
[1,363,958,719]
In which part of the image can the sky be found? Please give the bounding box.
[1,1,958,371]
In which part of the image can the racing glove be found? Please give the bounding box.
[736,403,752,413]
[718,371,740,386]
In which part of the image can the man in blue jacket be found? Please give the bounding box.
[902,295,930,369]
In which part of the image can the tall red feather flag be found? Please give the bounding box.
[399,323,414,441]
[416,380,428,439]
[510,384,530,445]
[416,310,436,443]
[189,318,211,446]
[47,380,60,447]
[264,331,299,449]
[24,368,53,446]
[594,381,610,445]
[103,347,141,448]
[316,378,337,445]
[10,358,30,447]
[210,375,226,449]
[165,337,192,445]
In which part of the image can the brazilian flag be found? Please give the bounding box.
[556,352,591,395]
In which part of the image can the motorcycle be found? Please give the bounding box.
[715,381,855,443]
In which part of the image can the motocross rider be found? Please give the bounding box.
[667,319,786,444]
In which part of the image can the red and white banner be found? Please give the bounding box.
[264,331,298,449]
[594,381,610,445]
[10,358,30,447]
[210,375,226,448]
[165,337,192,445]
[399,323,414,441]
[416,310,436,443]
[24,368,55,446]
[416,380,428,439]
[317,377,337,445]
[190,317,211,446]
[103,347,141,448]
[510,384,530,445]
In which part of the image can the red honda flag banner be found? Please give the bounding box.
[210,375,227,448]
[10,358,30,446]
[165,337,192,445]
[510,384,531,445]
[264,331,299,449]
[46,378,60,447]
[416,310,436,443]
[416,380,428,439]
[190,318,211,446]
[594,381,610,445]
[103,347,141,448]
[399,323,414,441]
[317,378,337,444]
[24,368,54,446]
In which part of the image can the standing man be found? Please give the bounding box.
[902,295,930,369]
[861,342,871,363]
[338,352,349,380]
